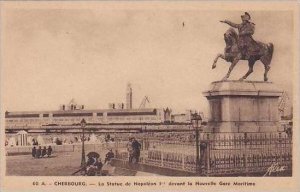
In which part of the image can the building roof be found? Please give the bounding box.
[5,108,160,116]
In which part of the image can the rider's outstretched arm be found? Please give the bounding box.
[220,20,239,28]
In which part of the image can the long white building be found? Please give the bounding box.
[5,107,169,130]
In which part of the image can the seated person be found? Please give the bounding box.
[86,156,103,176]
[105,149,115,163]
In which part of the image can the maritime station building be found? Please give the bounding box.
[5,85,197,133]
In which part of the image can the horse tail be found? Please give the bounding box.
[261,43,274,66]
[268,43,274,61]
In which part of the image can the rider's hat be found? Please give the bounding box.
[241,12,251,21]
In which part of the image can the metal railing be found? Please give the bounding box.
[115,132,292,176]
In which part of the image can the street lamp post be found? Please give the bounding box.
[80,118,87,174]
[191,112,202,175]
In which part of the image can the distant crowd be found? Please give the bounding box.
[32,146,52,158]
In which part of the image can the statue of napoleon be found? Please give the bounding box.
[212,12,274,81]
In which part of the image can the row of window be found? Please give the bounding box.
[6,110,158,118]
[6,116,159,123]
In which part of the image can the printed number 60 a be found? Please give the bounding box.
[33,182,39,186]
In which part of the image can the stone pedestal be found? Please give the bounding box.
[203,80,283,133]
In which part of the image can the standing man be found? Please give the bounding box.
[42,146,47,157]
[32,146,36,158]
[220,12,259,59]
[47,146,53,157]
[36,146,42,158]
[131,137,141,163]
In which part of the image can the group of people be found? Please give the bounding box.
[74,149,115,176]
[32,146,52,158]
[85,156,103,176]
[127,137,141,164]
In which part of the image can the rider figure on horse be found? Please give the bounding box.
[213,12,274,82]
[221,12,259,59]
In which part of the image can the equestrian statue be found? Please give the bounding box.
[212,12,274,81]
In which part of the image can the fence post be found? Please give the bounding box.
[142,150,146,164]
[244,133,248,176]
[205,141,210,174]
[182,153,185,170]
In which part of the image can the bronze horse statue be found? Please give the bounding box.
[212,28,274,81]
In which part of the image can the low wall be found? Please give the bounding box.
[111,159,196,176]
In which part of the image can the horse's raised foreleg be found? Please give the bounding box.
[222,57,240,81]
[212,54,225,69]
[239,59,255,81]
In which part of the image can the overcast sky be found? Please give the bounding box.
[1,4,295,116]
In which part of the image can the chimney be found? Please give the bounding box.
[126,83,133,109]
